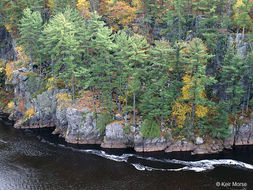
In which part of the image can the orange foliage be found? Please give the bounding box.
[100,0,137,31]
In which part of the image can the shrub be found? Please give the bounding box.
[123,124,131,134]
[140,119,161,139]
[5,62,14,81]
[25,108,35,119]
[96,113,112,135]
[7,101,14,109]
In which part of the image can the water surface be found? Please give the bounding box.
[0,116,252,190]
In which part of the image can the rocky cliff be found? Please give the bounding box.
[4,67,253,154]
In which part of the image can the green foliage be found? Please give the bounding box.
[2,0,252,141]
[140,119,161,139]
[197,104,231,139]
[220,47,247,114]
[0,0,44,33]
[123,124,131,134]
[96,113,113,135]
[18,8,43,62]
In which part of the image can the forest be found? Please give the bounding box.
[0,0,253,141]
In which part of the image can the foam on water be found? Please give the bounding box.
[40,138,253,173]
[0,139,7,144]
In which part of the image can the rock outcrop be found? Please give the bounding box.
[65,108,102,144]
[9,68,58,129]
[134,135,168,152]
[101,122,129,148]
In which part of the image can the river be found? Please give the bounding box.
[0,116,252,190]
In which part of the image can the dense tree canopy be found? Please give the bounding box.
[0,0,253,140]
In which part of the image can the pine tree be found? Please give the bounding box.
[162,0,188,42]
[172,38,216,132]
[41,7,82,102]
[0,0,44,34]
[127,34,149,127]
[114,31,133,114]
[86,12,115,113]
[140,39,175,125]
[220,47,247,116]
[19,8,43,75]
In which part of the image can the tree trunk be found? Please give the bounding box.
[118,75,122,113]
[72,71,75,104]
[92,87,96,112]
[246,83,251,113]
[191,82,197,126]
[125,83,128,112]
[133,91,136,127]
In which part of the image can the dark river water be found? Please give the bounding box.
[0,115,253,190]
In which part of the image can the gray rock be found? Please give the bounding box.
[65,108,102,144]
[115,114,122,121]
[165,140,196,153]
[101,122,128,148]
[195,137,204,145]
[130,126,135,133]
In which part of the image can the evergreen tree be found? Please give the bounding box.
[114,31,133,114]
[19,8,43,75]
[128,34,149,127]
[0,0,44,33]
[140,39,176,125]
[172,38,216,132]
[41,7,82,102]
[86,12,115,113]
[220,47,247,116]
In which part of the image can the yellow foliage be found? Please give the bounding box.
[233,0,253,27]
[118,96,126,104]
[181,74,192,100]
[195,105,208,118]
[15,45,30,64]
[172,101,191,127]
[5,62,15,81]
[25,108,35,118]
[56,93,72,110]
[47,0,56,11]
[100,0,137,31]
[76,0,91,19]
[0,60,5,73]
[5,24,12,33]
[46,77,56,90]
[172,73,209,127]
[56,93,71,102]
[132,0,142,10]
[7,101,14,109]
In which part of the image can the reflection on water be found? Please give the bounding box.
[0,117,252,190]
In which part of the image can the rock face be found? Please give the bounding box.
[234,118,253,145]
[134,134,168,152]
[228,33,251,58]
[9,68,58,128]
[165,140,196,153]
[0,27,17,61]
[101,122,129,148]
[65,108,102,144]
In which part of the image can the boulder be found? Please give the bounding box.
[65,108,102,144]
[195,137,204,145]
[101,122,128,148]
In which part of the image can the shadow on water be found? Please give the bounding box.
[0,115,252,190]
